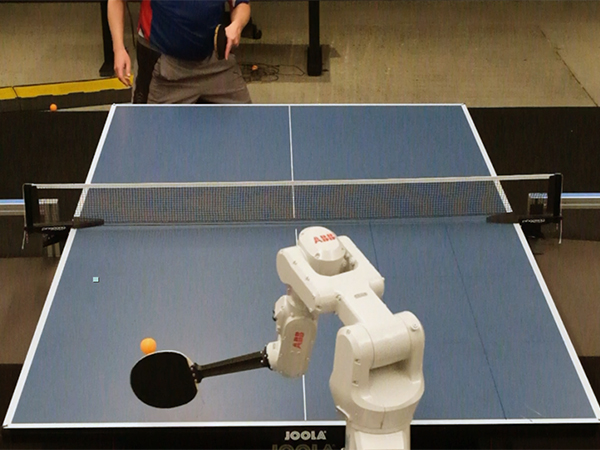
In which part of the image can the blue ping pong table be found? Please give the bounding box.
[4,104,599,446]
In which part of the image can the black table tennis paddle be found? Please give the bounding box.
[131,351,198,408]
[131,348,270,409]
[214,24,227,60]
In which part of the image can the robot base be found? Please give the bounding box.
[346,425,410,450]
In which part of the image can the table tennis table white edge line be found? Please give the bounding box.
[513,225,600,419]
[84,104,117,185]
[116,103,466,108]
[115,103,290,108]
[461,105,512,211]
[73,105,118,217]
[289,103,465,108]
[461,105,498,177]
[5,417,599,430]
[2,230,79,429]
[3,106,118,427]
[2,420,347,429]
[461,104,600,420]
[414,418,600,425]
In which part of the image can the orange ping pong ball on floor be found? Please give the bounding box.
[49,103,57,111]
[140,337,157,354]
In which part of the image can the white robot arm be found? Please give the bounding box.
[266,226,425,450]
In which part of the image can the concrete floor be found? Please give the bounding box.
[0,258,58,364]
[535,239,600,357]
[0,2,598,361]
[1,1,600,106]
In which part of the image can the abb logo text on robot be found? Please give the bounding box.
[313,233,336,244]
[292,332,304,349]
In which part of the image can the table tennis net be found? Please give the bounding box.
[28,175,554,225]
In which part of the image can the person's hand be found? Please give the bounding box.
[224,23,243,60]
[114,47,132,86]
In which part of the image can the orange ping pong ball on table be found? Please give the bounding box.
[140,337,157,354]
[49,103,57,111]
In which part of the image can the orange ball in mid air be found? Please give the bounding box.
[140,337,157,355]
[49,103,57,111]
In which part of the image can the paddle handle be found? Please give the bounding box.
[192,348,270,381]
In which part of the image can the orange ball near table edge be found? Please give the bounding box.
[140,337,157,355]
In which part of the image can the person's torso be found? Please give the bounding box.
[139,0,230,60]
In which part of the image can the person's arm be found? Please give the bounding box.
[107,0,132,86]
[224,2,251,60]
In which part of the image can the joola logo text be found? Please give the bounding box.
[272,446,333,450]
[313,234,336,244]
[284,430,327,441]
